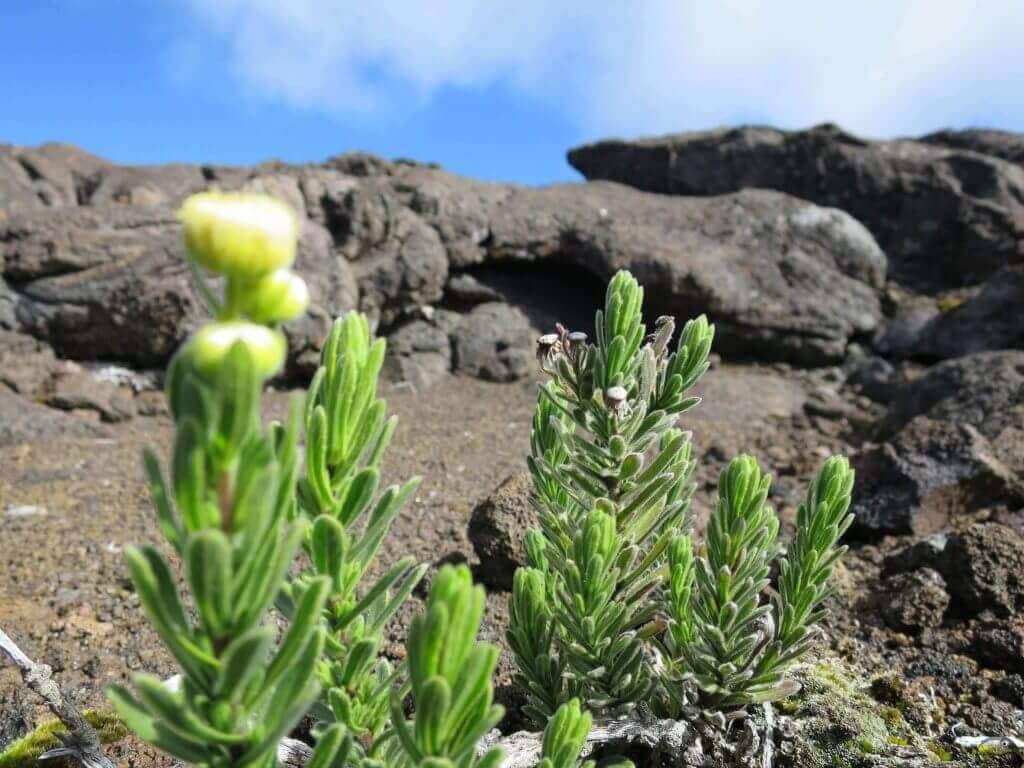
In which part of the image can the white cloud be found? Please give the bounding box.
[181,0,1024,140]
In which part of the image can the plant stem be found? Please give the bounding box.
[0,627,115,768]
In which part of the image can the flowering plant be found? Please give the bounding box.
[107,193,325,768]
[510,270,854,722]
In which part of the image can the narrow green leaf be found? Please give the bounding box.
[186,529,233,638]
[216,626,276,702]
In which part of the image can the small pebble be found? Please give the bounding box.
[4,505,47,517]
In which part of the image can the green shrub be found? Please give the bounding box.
[284,312,425,759]
[510,269,854,722]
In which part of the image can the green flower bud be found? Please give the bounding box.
[186,321,287,380]
[179,192,299,278]
[243,269,310,323]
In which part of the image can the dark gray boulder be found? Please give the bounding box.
[871,297,940,359]
[384,318,452,389]
[881,522,1024,621]
[880,350,1024,440]
[2,204,200,365]
[945,523,1024,618]
[920,128,1024,166]
[850,351,1024,537]
[398,166,884,364]
[451,302,534,382]
[333,180,449,326]
[850,416,1023,538]
[911,265,1024,359]
[0,386,110,445]
[971,620,1024,674]
[1,203,358,369]
[568,123,1024,293]
[468,472,534,590]
[880,568,950,633]
[846,355,900,402]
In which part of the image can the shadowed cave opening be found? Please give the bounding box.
[443,259,707,341]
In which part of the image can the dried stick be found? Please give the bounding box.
[0,626,116,768]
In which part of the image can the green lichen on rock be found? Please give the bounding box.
[926,742,954,762]
[950,743,1024,767]
[0,710,127,768]
[776,661,933,768]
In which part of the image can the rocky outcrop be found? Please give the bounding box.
[0,386,110,445]
[451,302,533,382]
[849,416,1021,538]
[0,143,110,214]
[909,265,1024,359]
[429,180,884,364]
[1,205,198,365]
[319,164,886,365]
[0,202,358,367]
[921,128,1024,167]
[850,351,1024,537]
[880,350,1024,439]
[568,123,1024,294]
[0,143,888,371]
[945,523,1024,618]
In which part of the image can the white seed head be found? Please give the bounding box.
[606,385,628,404]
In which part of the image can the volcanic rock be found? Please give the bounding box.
[568,123,1024,293]
[945,523,1024,618]
[468,472,534,590]
[384,318,452,390]
[451,302,534,382]
[921,128,1024,166]
[880,568,950,632]
[0,142,893,369]
[971,619,1024,675]
[850,416,1023,538]
[911,265,1024,359]
[48,369,135,423]
[0,386,110,445]
[880,350,1024,441]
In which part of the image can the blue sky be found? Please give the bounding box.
[3,1,1023,185]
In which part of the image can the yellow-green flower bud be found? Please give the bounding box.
[186,321,287,380]
[179,192,299,278]
[243,269,310,323]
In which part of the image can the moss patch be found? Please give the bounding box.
[776,662,931,768]
[0,710,127,768]
[936,295,966,312]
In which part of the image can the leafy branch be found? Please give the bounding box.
[285,312,425,759]
[108,193,328,768]
[512,268,855,727]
